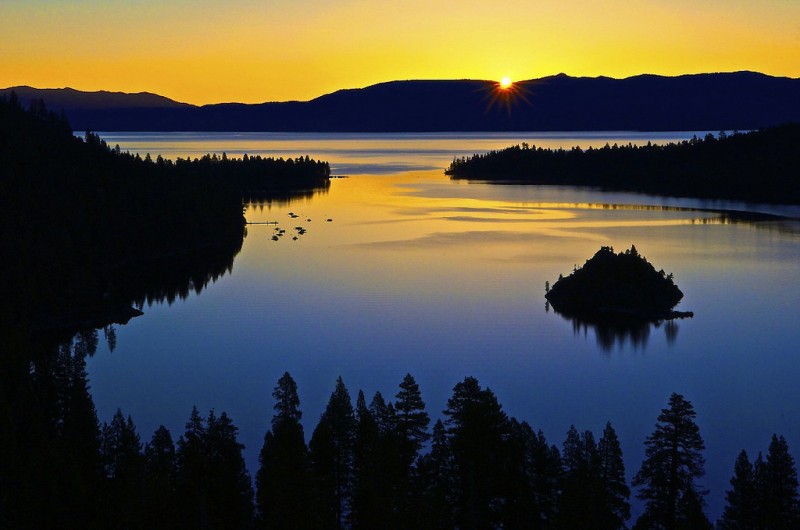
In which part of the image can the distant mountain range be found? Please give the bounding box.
[3,72,799,132]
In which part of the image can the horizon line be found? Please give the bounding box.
[3,70,797,108]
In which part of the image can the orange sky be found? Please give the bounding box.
[2,0,798,105]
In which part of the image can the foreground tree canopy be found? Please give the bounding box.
[5,356,800,529]
[632,393,711,530]
[446,124,800,204]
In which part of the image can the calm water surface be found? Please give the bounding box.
[91,132,800,520]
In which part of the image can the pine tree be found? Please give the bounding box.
[144,426,178,529]
[369,390,401,492]
[395,373,430,472]
[760,434,800,529]
[50,336,103,527]
[368,391,395,433]
[395,373,430,524]
[100,409,144,528]
[502,418,541,528]
[534,433,562,527]
[632,393,709,530]
[718,450,756,529]
[753,452,768,527]
[309,376,356,530]
[176,407,254,529]
[675,487,713,530]
[208,410,254,527]
[598,422,631,529]
[372,391,406,527]
[416,419,455,529]
[271,371,302,425]
[101,409,143,482]
[558,425,604,529]
[351,390,388,529]
[443,376,509,530]
[256,372,311,529]
[176,406,207,528]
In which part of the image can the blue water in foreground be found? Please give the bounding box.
[89,131,800,521]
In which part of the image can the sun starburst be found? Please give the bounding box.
[482,77,531,115]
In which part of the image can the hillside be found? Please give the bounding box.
[3,71,799,131]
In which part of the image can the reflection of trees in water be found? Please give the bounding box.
[18,228,246,353]
[120,238,243,310]
[244,180,331,211]
[538,201,800,237]
[689,211,800,237]
[558,311,681,352]
[11,179,335,351]
[664,320,679,345]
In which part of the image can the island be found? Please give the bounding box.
[545,246,693,322]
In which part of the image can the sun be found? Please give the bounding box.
[484,76,530,115]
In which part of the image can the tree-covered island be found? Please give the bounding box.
[446,124,800,204]
[545,246,692,322]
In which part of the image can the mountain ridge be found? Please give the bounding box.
[3,71,799,131]
[2,85,191,109]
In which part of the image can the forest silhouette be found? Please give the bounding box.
[5,353,798,529]
[447,125,800,205]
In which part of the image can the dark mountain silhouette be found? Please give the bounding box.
[3,71,799,131]
[2,85,190,109]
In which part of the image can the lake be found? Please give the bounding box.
[89,131,800,521]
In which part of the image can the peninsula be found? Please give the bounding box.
[447,124,800,205]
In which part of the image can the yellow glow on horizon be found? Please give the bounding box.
[1,0,798,105]
[500,77,513,89]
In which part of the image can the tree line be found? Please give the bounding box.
[6,335,797,530]
[446,125,800,204]
[0,92,330,342]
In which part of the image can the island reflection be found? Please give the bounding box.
[544,245,691,351]
[549,304,681,351]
